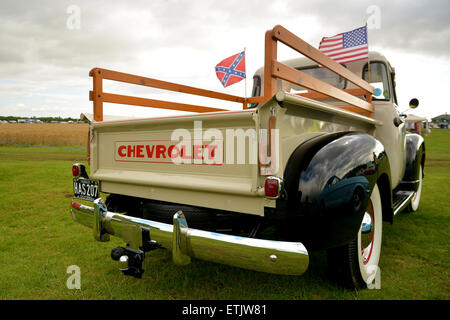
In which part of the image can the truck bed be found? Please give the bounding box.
[85,92,380,216]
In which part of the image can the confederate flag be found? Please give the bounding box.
[215,51,246,88]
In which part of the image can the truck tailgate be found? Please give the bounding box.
[88,110,269,215]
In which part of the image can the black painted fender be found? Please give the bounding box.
[398,133,425,192]
[274,132,392,250]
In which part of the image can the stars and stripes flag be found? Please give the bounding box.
[319,26,369,64]
[215,51,246,88]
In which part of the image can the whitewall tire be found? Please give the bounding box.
[327,183,383,289]
[357,184,382,285]
[408,165,423,212]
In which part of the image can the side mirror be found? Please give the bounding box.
[409,98,419,109]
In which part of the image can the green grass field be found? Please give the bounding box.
[0,130,449,300]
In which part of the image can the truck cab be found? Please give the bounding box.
[251,51,409,190]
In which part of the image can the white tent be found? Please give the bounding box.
[405,114,429,134]
[405,114,428,122]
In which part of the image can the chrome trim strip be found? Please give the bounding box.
[393,191,415,216]
[70,199,309,276]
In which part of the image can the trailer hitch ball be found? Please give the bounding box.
[110,246,145,278]
[119,255,129,271]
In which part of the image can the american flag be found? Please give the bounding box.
[215,51,246,88]
[319,26,369,64]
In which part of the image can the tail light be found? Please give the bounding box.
[72,163,88,179]
[72,164,80,177]
[265,176,283,199]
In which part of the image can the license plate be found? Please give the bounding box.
[73,178,100,201]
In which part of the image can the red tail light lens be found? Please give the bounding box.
[265,177,282,199]
[72,164,80,177]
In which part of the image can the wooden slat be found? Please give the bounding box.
[271,25,374,94]
[246,96,267,104]
[88,25,377,122]
[338,105,372,117]
[272,61,374,114]
[264,30,278,101]
[92,69,103,121]
[99,92,228,113]
[93,68,246,104]
[298,88,369,100]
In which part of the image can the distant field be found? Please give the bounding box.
[424,128,450,162]
[0,128,448,300]
[0,123,88,147]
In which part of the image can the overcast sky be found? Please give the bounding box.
[1,0,449,119]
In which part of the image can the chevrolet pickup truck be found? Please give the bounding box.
[70,25,425,288]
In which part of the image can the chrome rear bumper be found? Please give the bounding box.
[70,198,309,276]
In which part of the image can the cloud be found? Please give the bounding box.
[286,0,450,58]
[0,0,449,118]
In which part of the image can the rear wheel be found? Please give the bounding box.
[327,184,382,288]
[407,165,423,212]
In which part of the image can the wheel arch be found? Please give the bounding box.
[276,131,392,250]
[399,133,425,192]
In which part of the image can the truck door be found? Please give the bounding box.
[363,61,406,188]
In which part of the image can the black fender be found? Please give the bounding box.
[397,133,425,192]
[272,132,391,250]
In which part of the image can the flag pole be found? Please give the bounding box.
[366,22,371,84]
[244,47,247,99]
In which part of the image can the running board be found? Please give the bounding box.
[393,190,414,215]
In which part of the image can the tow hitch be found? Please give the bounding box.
[110,246,146,278]
[110,223,162,278]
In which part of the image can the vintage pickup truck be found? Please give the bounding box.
[70,25,425,288]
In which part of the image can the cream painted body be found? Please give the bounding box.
[87,51,405,217]
[372,101,406,187]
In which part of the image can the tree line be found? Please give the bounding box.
[0,116,88,123]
